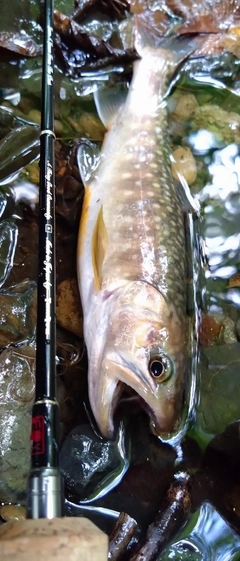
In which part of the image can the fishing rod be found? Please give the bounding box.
[25,0,62,519]
[0,1,108,556]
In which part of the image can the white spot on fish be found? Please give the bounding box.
[148,138,156,147]
[123,216,134,224]
[125,153,133,161]
[150,163,158,169]
[122,172,132,179]
[155,126,161,134]
[162,227,169,236]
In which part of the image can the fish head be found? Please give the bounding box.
[88,281,187,439]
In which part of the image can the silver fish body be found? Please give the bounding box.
[77,43,190,439]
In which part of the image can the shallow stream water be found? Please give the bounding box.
[0,0,240,558]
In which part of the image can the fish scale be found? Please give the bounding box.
[77,38,192,439]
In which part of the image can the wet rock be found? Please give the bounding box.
[0,32,41,57]
[53,8,137,79]
[0,125,39,182]
[0,220,18,288]
[0,280,37,348]
[223,27,240,59]
[21,160,40,185]
[102,413,176,525]
[0,106,16,139]
[236,319,240,340]
[221,316,237,344]
[172,93,199,121]
[57,174,82,201]
[6,212,38,286]
[0,346,35,503]
[192,104,240,144]
[0,192,8,219]
[73,0,130,20]
[197,343,240,435]
[0,342,72,504]
[67,112,105,141]
[199,313,222,347]
[161,502,240,560]
[227,272,240,289]
[199,313,238,347]
[60,422,130,502]
[27,109,41,125]
[199,421,240,535]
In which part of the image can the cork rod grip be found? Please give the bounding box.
[0,517,108,561]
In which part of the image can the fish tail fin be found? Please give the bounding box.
[94,27,201,129]
[134,13,202,65]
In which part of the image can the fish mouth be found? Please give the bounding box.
[90,353,178,440]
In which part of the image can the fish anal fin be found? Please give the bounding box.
[94,83,128,130]
[91,205,108,291]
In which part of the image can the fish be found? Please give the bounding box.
[77,23,198,439]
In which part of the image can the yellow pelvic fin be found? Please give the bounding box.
[92,205,108,290]
[78,186,91,258]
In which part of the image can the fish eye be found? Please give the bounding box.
[148,353,173,382]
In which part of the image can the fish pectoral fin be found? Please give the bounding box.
[77,140,101,188]
[94,83,128,130]
[92,205,108,290]
[172,173,200,216]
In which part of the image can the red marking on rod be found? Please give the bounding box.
[31,415,45,455]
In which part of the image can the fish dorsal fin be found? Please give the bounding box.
[77,140,101,188]
[92,205,108,291]
[94,83,128,130]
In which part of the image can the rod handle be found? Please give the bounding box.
[0,517,108,561]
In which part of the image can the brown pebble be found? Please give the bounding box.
[172,94,199,121]
[57,166,67,178]
[199,313,222,347]
[227,272,240,288]
[172,146,197,185]
[0,505,26,521]
[56,278,83,338]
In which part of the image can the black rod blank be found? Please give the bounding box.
[26,0,63,519]
[36,0,56,400]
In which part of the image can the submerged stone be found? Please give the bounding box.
[60,422,130,502]
[197,343,240,436]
